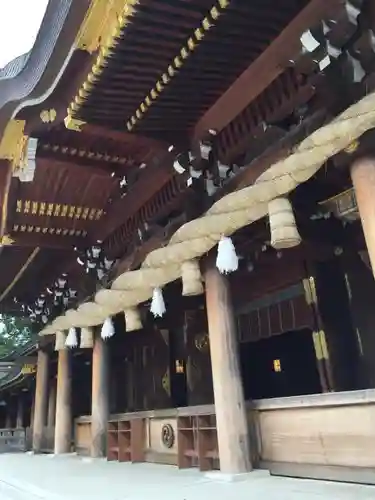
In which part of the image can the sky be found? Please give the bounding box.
[0,0,49,69]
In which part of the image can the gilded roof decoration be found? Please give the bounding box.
[126,0,231,131]
[0,120,28,171]
[75,0,138,54]
[0,235,14,246]
[12,225,88,237]
[65,0,140,131]
[41,143,128,164]
[15,200,104,221]
[40,109,57,123]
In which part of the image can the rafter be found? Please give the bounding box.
[93,152,173,241]
[193,0,341,138]
[8,231,85,250]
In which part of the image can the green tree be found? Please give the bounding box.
[0,315,34,357]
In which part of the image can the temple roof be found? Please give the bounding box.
[0,53,30,79]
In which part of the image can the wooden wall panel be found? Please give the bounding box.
[237,289,313,342]
[256,402,375,468]
[74,420,91,456]
[110,323,172,413]
[184,309,214,407]
[231,247,305,308]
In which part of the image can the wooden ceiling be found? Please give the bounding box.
[5,125,170,249]
[1,0,373,326]
[76,0,310,139]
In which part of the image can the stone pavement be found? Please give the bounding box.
[0,453,374,500]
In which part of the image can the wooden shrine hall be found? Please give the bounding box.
[2,0,375,485]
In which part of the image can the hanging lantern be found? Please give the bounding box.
[181,259,204,296]
[150,288,166,317]
[65,327,78,348]
[101,317,115,340]
[124,308,142,332]
[268,197,301,249]
[55,331,67,351]
[216,236,238,274]
[80,327,94,348]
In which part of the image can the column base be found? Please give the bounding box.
[50,452,77,458]
[204,470,270,483]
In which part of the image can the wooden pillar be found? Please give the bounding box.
[54,349,72,454]
[33,350,49,452]
[47,380,57,427]
[91,331,109,458]
[351,157,375,274]
[30,392,35,429]
[204,259,252,474]
[16,396,24,428]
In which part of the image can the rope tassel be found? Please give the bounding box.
[181,259,203,296]
[55,331,67,351]
[101,317,115,340]
[124,307,142,332]
[65,327,78,348]
[268,197,301,249]
[216,236,238,274]
[80,327,94,348]
[150,287,166,317]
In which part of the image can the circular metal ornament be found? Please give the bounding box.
[161,423,175,448]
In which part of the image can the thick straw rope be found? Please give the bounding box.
[40,90,375,335]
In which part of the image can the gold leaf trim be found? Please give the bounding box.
[126,0,231,131]
[0,120,28,171]
[0,235,14,246]
[66,0,139,129]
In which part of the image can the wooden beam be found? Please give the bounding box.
[93,154,173,241]
[36,156,115,178]
[81,124,169,152]
[193,0,340,138]
[220,110,327,194]
[111,213,188,278]
[9,231,84,250]
[110,112,328,278]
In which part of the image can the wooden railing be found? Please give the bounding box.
[0,428,26,453]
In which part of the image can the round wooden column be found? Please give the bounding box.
[91,331,109,458]
[47,379,57,428]
[351,157,375,274]
[204,259,252,474]
[30,392,35,429]
[54,349,72,454]
[33,350,49,452]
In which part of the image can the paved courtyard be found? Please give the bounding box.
[0,453,374,500]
